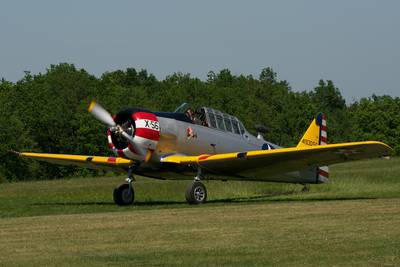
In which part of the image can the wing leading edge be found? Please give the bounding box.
[17,152,134,172]
[161,141,392,179]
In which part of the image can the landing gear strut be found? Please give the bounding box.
[301,184,310,193]
[113,168,135,206]
[185,168,207,204]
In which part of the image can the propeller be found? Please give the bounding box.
[88,101,136,143]
[88,101,116,128]
[88,101,153,162]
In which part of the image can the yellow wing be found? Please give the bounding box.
[161,141,392,179]
[17,152,134,172]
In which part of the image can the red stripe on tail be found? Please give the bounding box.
[319,169,329,178]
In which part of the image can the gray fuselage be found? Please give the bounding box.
[135,114,313,183]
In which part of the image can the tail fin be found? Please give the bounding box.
[297,113,329,183]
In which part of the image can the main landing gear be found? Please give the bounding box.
[113,178,134,206]
[114,168,135,206]
[113,167,209,206]
[185,181,207,204]
[185,169,207,205]
[301,184,310,193]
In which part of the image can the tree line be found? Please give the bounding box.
[1,63,399,181]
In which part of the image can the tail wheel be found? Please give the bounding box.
[185,181,207,204]
[113,183,134,206]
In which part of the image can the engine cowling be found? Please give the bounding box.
[107,109,160,161]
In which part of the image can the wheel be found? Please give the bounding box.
[113,183,134,206]
[185,181,207,204]
[301,184,310,193]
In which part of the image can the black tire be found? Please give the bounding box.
[185,181,207,204]
[113,183,134,206]
[301,184,310,193]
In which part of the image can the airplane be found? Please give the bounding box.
[16,102,392,205]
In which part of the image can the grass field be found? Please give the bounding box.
[0,158,399,266]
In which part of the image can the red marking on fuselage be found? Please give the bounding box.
[135,128,160,141]
[186,127,197,139]
[132,112,158,121]
[318,169,329,178]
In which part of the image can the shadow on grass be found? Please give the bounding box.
[30,195,377,208]
[31,200,185,207]
[208,195,377,204]
[31,201,116,206]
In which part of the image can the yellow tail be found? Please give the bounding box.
[297,113,329,183]
[297,113,327,148]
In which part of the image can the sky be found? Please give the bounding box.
[1,0,399,102]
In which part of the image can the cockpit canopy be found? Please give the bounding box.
[190,107,246,135]
[173,103,247,135]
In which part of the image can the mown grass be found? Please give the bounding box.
[0,158,399,266]
[0,157,399,218]
[0,199,399,266]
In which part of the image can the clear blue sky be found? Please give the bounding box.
[1,0,399,102]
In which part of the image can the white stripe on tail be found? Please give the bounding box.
[317,114,329,183]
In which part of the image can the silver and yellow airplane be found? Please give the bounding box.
[17,102,392,205]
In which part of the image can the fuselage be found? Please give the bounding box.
[131,109,293,181]
[155,116,271,158]
[109,106,312,183]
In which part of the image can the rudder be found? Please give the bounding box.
[297,113,330,183]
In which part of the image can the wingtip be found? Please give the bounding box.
[88,101,96,112]
[9,150,21,156]
[370,141,393,151]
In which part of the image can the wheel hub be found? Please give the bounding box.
[122,188,132,203]
[194,186,205,201]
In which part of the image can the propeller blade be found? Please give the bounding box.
[88,101,116,127]
[144,149,153,162]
